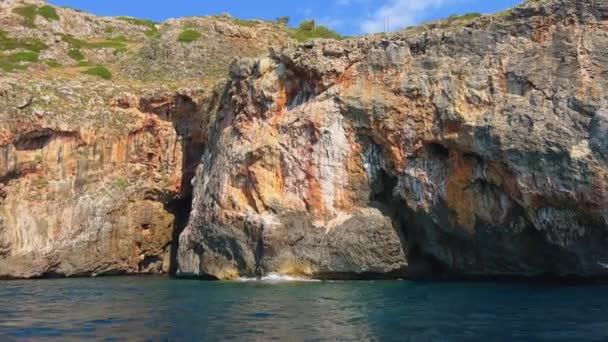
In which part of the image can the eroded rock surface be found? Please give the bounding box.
[0,80,206,278]
[0,0,291,278]
[178,0,608,280]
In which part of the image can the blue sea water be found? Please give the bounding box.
[1,276,608,341]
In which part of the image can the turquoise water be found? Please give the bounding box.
[1,277,608,341]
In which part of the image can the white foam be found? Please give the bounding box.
[236,273,321,283]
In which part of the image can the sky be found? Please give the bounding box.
[48,0,523,35]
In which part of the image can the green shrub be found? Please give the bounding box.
[0,60,26,72]
[276,16,290,25]
[45,59,62,68]
[8,51,39,62]
[299,20,316,31]
[82,66,112,79]
[20,38,48,52]
[0,52,37,73]
[111,35,128,42]
[62,35,126,50]
[67,48,85,61]
[292,22,343,42]
[460,12,482,20]
[61,34,84,48]
[446,12,482,24]
[113,47,128,55]
[38,5,60,21]
[0,30,18,50]
[13,5,38,28]
[177,29,201,43]
[112,177,129,189]
[231,18,259,27]
[116,17,159,38]
[78,60,92,67]
[84,40,126,49]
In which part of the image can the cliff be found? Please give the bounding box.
[177,0,608,280]
[2,0,608,281]
[0,0,291,278]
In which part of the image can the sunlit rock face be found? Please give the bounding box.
[0,0,293,279]
[178,0,608,280]
[0,87,206,278]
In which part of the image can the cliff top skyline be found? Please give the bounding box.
[47,0,523,35]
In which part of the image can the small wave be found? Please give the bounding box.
[236,273,321,283]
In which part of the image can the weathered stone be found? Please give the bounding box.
[178,0,608,280]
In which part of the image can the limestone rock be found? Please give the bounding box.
[178,0,608,280]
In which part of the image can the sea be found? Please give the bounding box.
[1,275,607,341]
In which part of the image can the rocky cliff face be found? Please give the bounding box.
[2,0,608,281]
[177,0,608,280]
[0,0,290,278]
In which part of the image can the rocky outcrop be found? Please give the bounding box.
[0,0,291,278]
[177,0,608,280]
[0,79,206,278]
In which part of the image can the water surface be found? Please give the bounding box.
[1,276,607,341]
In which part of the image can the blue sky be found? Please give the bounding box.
[48,0,523,35]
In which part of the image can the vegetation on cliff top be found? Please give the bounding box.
[177,29,202,43]
[13,4,60,27]
[291,20,343,41]
[0,30,47,52]
[67,48,86,61]
[61,34,128,50]
[38,5,60,21]
[0,51,39,72]
[401,11,485,34]
[82,66,113,79]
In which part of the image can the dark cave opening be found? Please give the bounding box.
[367,157,451,280]
[13,129,79,151]
[368,167,410,279]
[165,195,192,276]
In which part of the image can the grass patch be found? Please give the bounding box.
[291,21,343,41]
[0,31,19,50]
[112,178,129,190]
[231,18,260,27]
[78,60,92,67]
[448,12,482,21]
[85,40,127,49]
[38,5,60,21]
[20,38,47,52]
[0,30,48,52]
[13,5,38,28]
[441,12,483,26]
[62,34,127,49]
[68,48,85,61]
[0,51,38,73]
[177,29,201,43]
[116,17,159,38]
[111,35,128,42]
[8,51,39,62]
[0,60,26,72]
[45,59,62,68]
[13,5,62,27]
[82,66,112,79]
[212,15,274,27]
[113,47,128,55]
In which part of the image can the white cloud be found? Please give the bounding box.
[360,0,458,34]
